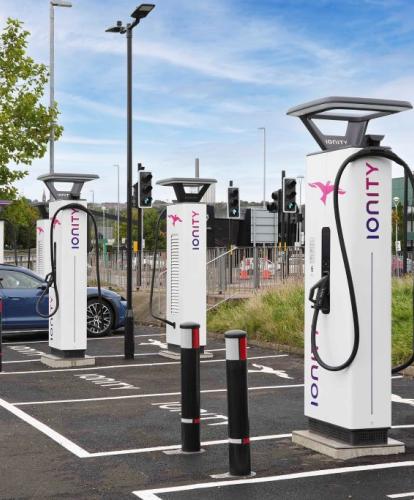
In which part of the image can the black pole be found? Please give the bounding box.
[180,322,201,453]
[403,171,408,274]
[281,170,285,247]
[137,163,145,289]
[225,330,251,476]
[124,26,134,360]
[0,298,3,372]
[137,206,142,288]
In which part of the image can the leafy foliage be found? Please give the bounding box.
[0,18,62,197]
[208,278,413,364]
[113,207,166,251]
[2,197,39,248]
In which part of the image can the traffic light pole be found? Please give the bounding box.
[137,205,142,288]
[281,170,285,246]
[137,163,145,289]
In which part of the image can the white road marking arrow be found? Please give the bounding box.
[139,338,167,349]
[248,363,293,380]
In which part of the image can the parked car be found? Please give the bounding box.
[0,264,127,337]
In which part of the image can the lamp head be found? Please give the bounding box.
[131,4,155,20]
[105,21,123,33]
[51,0,72,7]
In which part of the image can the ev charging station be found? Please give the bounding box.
[37,173,98,368]
[287,97,412,457]
[156,177,216,358]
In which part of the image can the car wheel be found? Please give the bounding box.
[87,298,114,337]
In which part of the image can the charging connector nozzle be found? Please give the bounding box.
[309,274,330,312]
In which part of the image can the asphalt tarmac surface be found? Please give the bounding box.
[0,327,413,499]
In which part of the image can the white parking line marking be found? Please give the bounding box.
[13,384,304,406]
[87,433,291,458]
[3,359,40,364]
[387,492,414,499]
[2,333,166,345]
[392,424,414,429]
[0,394,291,459]
[1,354,287,375]
[132,461,414,499]
[0,398,90,458]
[2,353,162,364]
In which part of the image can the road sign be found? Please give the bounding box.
[251,208,278,245]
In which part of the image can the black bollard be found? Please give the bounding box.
[180,322,201,453]
[225,330,251,476]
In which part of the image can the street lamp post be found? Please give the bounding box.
[114,164,120,268]
[50,0,72,175]
[258,127,266,209]
[394,196,400,277]
[106,4,155,360]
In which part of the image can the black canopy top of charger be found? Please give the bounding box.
[157,177,217,203]
[32,202,48,218]
[287,96,413,151]
[38,173,99,200]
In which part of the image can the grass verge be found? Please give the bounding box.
[208,277,413,365]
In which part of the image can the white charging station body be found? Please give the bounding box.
[36,219,51,279]
[48,199,88,356]
[304,147,392,434]
[166,203,207,348]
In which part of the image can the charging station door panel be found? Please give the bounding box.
[166,203,207,347]
[304,147,392,430]
[36,219,51,279]
[48,200,88,352]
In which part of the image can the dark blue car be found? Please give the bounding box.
[0,264,127,337]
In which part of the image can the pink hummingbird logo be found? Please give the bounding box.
[52,218,61,227]
[36,227,44,233]
[168,214,183,226]
[308,181,346,205]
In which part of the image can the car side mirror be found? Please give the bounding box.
[38,283,48,290]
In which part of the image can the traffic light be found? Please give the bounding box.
[132,182,138,208]
[266,190,280,213]
[139,171,153,208]
[283,177,297,213]
[227,187,240,218]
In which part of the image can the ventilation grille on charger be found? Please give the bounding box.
[309,418,388,446]
[170,234,180,315]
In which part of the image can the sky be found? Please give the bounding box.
[1,0,414,203]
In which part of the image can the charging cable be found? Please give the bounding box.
[311,147,414,373]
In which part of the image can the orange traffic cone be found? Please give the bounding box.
[262,269,271,279]
[240,269,249,280]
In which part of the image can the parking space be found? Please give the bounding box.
[0,327,414,499]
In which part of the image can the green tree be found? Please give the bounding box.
[2,197,39,248]
[114,207,166,251]
[0,18,62,198]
